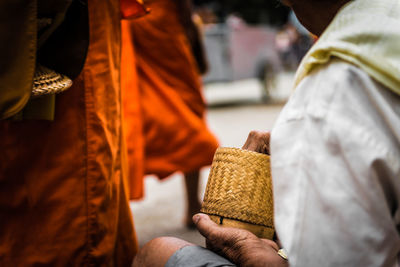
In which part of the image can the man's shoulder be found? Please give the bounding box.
[281,59,364,120]
[309,58,370,86]
[278,58,390,124]
[296,58,384,105]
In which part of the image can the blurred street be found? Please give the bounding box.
[130,77,292,247]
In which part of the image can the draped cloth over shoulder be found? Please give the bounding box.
[294,0,400,96]
[122,0,219,199]
[0,0,142,265]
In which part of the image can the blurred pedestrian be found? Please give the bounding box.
[122,0,219,226]
[0,0,147,265]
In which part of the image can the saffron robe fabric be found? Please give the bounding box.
[122,0,219,200]
[0,0,140,265]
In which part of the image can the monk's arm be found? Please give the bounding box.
[176,0,194,30]
[175,0,208,74]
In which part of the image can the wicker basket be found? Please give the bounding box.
[201,147,274,239]
[32,64,73,98]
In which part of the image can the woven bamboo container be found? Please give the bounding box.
[201,147,274,239]
[32,64,73,98]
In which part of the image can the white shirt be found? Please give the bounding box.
[271,59,400,267]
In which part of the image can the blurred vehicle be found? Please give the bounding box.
[201,14,313,101]
[203,16,280,87]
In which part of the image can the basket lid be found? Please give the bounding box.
[32,64,72,98]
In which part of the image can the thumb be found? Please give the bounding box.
[193,213,218,239]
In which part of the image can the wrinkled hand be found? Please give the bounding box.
[193,214,287,267]
[193,131,281,266]
[242,131,270,155]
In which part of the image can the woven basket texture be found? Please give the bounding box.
[32,65,72,98]
[208,215,274,240]
[201,147,274,228]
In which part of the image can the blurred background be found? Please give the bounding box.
[130,0,314,247]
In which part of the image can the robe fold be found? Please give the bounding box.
[0,0,140,265]
[122,0,219,200]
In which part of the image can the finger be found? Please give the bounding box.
[193,214,245,262]
[193,214,237,252]
[260,238,280,251]
[242,131,270,154]
[193,213,218,240]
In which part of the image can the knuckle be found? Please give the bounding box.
[248,130,260,139]
[206,228,220,244]
[222,232,252,263]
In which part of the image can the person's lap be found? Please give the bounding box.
[165,245,236,267]
[132,237,235,267]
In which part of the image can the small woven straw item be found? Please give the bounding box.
[201,147,274,239]
[32,64,73,98]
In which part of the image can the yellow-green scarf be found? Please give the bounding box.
[294,0,400,96]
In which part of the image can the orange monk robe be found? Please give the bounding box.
[121,0,149,19]
[122,0,219,200]
[121,19,146,202]
[0,0,144,265]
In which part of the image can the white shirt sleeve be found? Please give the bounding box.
[271,59,400,267]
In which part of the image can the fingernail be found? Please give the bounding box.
[192,214,201,224]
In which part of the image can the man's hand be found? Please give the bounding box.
[242,131,270,155]
[192,130,283,266]
[193,214,288,267]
